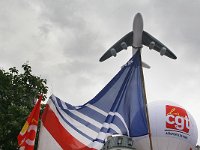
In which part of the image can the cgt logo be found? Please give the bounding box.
[166,105,190,133]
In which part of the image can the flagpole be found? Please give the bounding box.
[132,13,153,150]
[139,54,154,150]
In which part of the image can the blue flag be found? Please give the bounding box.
[41,51,148,149]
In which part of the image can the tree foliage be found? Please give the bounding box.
[0,64,48,149]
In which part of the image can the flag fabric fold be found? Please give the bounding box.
[18,95,42,150]
[38,51,148,150]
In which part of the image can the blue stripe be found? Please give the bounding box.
[100,127,117,135]
[78,106,106,123]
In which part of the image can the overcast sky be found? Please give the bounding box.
[0,0,199,145]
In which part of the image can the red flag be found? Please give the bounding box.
[18,95,42,150]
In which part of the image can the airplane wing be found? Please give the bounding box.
[99,31,177,62]
[99,32,133,62]
[142,31,177,59]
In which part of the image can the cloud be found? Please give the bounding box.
[0,0,199,144]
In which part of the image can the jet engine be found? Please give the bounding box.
[160,47,166,56]
[120,42,128,50]
[149,41,155,50]
[110,48,117,57]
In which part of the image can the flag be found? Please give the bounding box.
[38,51,148,150]
[18,95,42,150]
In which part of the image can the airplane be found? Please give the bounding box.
[99,13,177,63]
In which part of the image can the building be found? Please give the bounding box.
[101,135,200,150]
[101,135,136,150]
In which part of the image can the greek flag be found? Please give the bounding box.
[38,51,148,150]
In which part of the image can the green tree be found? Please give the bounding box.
[0,63,48,150]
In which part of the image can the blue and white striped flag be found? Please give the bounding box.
[38,51,148,150]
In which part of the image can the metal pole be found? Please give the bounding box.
[132,13,153,150]
[140,63,154,150]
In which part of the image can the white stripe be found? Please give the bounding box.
[89,141,104,149]
[25,139,35,146]
[95,131,112,141]
[89,132,113,149]
[61,100,68,109]
[27,125,37,132]
[71,111,102,128]
[86,104,107,116]
[109,112,130,136]
[86,104,129,135]
[114,112,130,135]
[38,122,62,150]
[109,123,122,134]
[101,123,122,134]
[19,146,25,150]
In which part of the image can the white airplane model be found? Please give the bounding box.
[99,13,177,65]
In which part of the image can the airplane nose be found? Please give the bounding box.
[133,12,143,48]
[135,13,142,19]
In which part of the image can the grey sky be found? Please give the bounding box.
[0,0,199,145]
